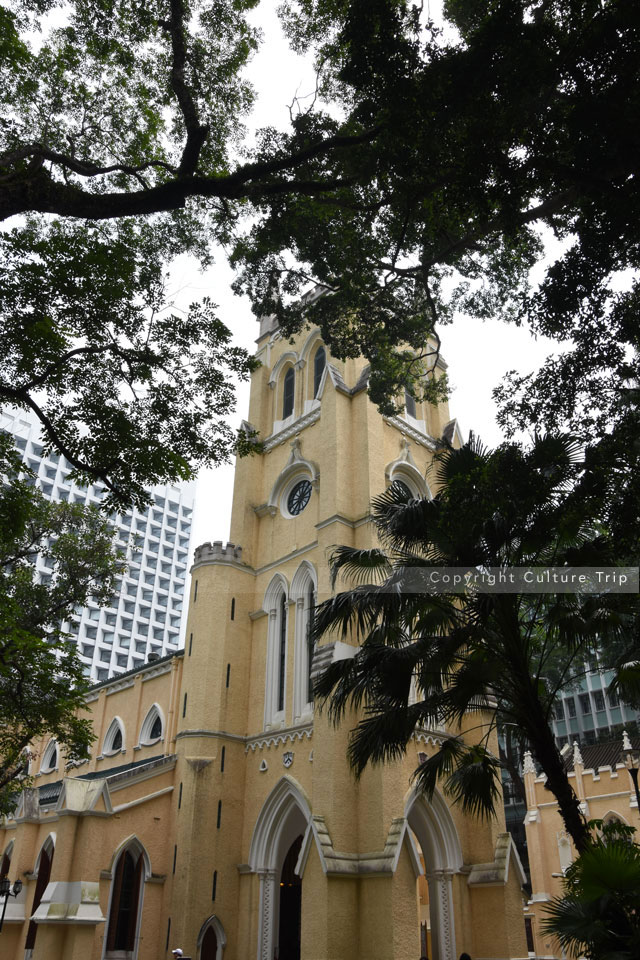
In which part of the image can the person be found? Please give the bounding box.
[171,951,183,958]
[459,953,472,960]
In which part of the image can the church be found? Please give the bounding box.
[0,310,529,960]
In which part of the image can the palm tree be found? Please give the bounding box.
[313,435,638,852]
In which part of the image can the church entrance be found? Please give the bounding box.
[201,925,218,960]
[406,788,464,960]
[277,835,303,960]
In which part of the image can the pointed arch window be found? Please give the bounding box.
[264,577,289,727]
[140,705,164,746]
[105,845,145,957]
[41,740,58,773]
[25,838,54,951]
[306,583,315,704]
[313,346,326,398]
[0,842,12,880]
[278,594,287,713]
[103,717,125,756]
[404,389,417,418]
[283,368,295,419]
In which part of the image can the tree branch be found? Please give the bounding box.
[163,0,209,177]
[0,388,120,493]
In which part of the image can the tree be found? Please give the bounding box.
[0,218,259,505]
[3,0,640,446]
[543,820,640,959]
[235,0,640,430]
[0,435,125,814]
[312,435,639,852]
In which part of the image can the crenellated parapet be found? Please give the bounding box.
[192,541,245,567]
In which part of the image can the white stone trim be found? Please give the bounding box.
[30,880,105,925]
[246,725,313,753]
[263,407,321,452]
[383,415,439,450]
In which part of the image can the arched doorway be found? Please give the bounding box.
[202,926,218,960]
[248,777,311,960]
[277,835,303,960]
[197,914,226,960]
[405,787,464,960]
[25,837,54,952]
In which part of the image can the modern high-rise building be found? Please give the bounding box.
[551,660,640,748]
[1,407,194,681]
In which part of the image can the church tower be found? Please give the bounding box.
[169,310,529,960]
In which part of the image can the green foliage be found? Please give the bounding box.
[0,217,259,505]
[0,434,126,814]
[2,0,639,445]
[313,436,640,848]
[543,821,640,959]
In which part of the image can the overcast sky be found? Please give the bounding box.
[169,4,561,553]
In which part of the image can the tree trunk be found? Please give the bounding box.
[527,715,589,852]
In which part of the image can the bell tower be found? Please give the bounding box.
[170,309,527,960]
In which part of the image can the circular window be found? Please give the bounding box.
[393,480,413,498]
[287,480,312,516]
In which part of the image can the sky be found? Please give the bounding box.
[170,4,562,553]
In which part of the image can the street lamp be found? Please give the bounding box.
[622,729,640,814]
[0,877,23,933]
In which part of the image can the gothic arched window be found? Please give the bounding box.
[306,582,315,704]
[313,347,326,398]
[264,576,289,727]
[278,593,287,713]
[404,388,417,418]
[105,846,145,957]
[103,717,125,756]
[41,740,58,773]
[0,842,12,881]
[140,705,164,745]
[25,838,54,951]
[283,367,295,419]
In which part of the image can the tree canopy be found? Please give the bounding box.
[1,0,639,490]
[0,435,125,813]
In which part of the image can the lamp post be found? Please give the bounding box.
[0,877,23,933]
[622,729,640,815]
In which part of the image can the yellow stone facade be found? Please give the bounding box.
[523,740,640,957]
[0,316,529,960]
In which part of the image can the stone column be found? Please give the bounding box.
[426,869,456,960]
[257,868,277,960]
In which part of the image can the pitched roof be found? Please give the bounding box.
[37,753,167,806]
[89,651,181,693]
[564,736,640,772]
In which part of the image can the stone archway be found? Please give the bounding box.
[405,787,464,960]
[248,777,311,960]
[197,914,227,960]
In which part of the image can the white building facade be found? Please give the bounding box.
[2,407,194,680]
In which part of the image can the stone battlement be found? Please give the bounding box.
[193,541,243,564]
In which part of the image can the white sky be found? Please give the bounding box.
[169,4,562,552]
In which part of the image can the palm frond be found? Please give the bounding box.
[328,545,392,590]
[443,744,502,821]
